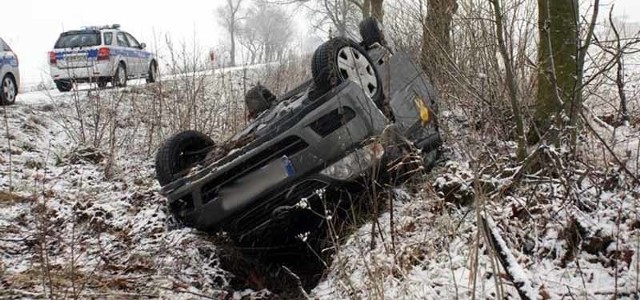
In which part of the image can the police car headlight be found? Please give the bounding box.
[320,143,384,180]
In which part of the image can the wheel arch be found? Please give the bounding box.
[3,72,18,91]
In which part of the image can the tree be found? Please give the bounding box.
[420,0,458,85]
[278,0,382,36]
[237,18,262,64]
[532,0,601,151]
[370,0,383,21]
[216,0,245,66]
[239,4,295,63]
[534,0,578,144]
[319,0,357,36]
[490,0,527,160]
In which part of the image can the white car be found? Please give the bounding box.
[0,37,19,105]
[49,24,158,92]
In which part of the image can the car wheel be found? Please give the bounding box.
[359,17,387,48]
[1,75,17,105]
[421,148,440,171]
[146,61,158,83]
[245,84,276,118]
[112,63,127,87]
[155,130,215,186]
[97,80,108,89]
[421,132,443,171]
[55,80,73,92]
[311,37,383,106]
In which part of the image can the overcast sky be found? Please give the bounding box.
[1,0,640,85]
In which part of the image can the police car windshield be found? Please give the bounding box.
[54,31,101,49]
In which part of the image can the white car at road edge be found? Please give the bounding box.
[49,24,158,92]
[0,37,19,105]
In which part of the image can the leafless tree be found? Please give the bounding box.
[271,0,365,37]
[421,0,458,85]
[240,3,295,63]
[237,17,263,64]
[216,0,245,66]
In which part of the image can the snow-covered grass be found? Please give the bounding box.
[312,142,639,299]
[0,63,289,299]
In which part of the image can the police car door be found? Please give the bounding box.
[124,32,146,77]
[0,38,9,70]
[115,32,137,76]
[0,38,17,73]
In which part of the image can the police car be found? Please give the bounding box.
[0,37,19,105]
[49,24,158,92]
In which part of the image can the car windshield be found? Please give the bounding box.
[54,31,101,49]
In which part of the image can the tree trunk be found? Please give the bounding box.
[371,0,383,21]
[421,0,458,86]
[230,29,236,66]
[533,0,578,144]
[490,0,527,160]
[362,0,371,19]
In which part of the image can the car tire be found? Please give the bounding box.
[55,80,73,92]
[359,17,386,48]
[421,132,443,171]
[97,80,108,89]
[1,75,17,105]
[146,61,158,83]
[245,84,276,118]
[112,63,127,87]
[311,37,383,106]
[421,148,440,171]
[155,130,215,186]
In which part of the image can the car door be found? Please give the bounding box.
[115,32,136,76]
[0,38,18,74]
[124,32,145,77]
[0,38,8,78]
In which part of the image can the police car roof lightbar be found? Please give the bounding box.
[81,24,121,31]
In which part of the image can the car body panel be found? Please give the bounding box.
[163,82,387,231]
[0,37,20,95]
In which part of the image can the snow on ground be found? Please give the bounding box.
[0,66,280,299]
[311,100,640,299]
[312,156,640,299]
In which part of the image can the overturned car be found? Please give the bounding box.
[155,18,442,242]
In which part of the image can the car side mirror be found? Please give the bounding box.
[140,43,146,49]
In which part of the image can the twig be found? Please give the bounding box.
[2,103,12,191]
[580,108,640,185]
[480,215,536,300]
[489,0,527,160]
[282,266,311,300]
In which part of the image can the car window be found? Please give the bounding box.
[0,38,10,51]
[103,32,113,46]
[54,31,101,49]
[116,32,130,47]
[124,33,141,48]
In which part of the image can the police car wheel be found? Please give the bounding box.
[55,80,73,93]
[146,62,158,83]
[97,80,108,89]
[113,63,127,87]
[1,75,17,105]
